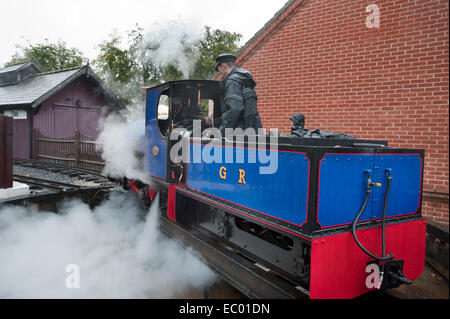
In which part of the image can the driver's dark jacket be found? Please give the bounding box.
[215,67,263,134]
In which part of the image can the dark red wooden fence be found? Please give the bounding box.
[0,115,13,188]
[33,129,104,171]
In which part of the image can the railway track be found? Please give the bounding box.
[158,214,401,299]
[0,159,116,206]
[13,158,111,186]
[157,215,309,299]
[12,174,82,191]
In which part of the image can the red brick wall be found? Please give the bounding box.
[237,0,449,225]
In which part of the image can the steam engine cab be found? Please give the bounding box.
[136,79,425,299]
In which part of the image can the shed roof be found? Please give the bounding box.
[0,65,124,110]
[0,60,41,74]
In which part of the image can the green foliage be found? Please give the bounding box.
[92,28,144,106]
[92,24,242,107]
[126,25,170,85]
[161,64,184,82]
[191,26,242,80]
[199,99,210,116]
[4,23,243,109]
[93,32,135,84]
[7,39,85,72]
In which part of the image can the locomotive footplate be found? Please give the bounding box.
[157,215,309,299]
[176,186,309,239]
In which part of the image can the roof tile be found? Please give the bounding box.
[0,68,80,107]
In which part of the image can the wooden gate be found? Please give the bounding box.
[33,129,104,171]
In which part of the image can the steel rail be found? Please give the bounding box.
[157,216,309,299]
[13,174,82,190]
[13,158,106,178]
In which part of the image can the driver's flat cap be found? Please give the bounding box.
[215,54,236,71]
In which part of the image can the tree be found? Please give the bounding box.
[126,25,171,85]
[93,28,149,106]
[92,24,243,107]
[161,64,184,82]
[93,32,135,84]
[92,27,155,106]
[6,39,85,72]
[191,26,242,80]
[93,24,193,106]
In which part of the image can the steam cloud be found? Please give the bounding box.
[96,110,148,183]
[140,20,203,77]
[0,193,215,298]
[96,20,205,181]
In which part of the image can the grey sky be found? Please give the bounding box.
[0,0,288,67]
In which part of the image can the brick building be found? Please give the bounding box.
[234,0,449,225]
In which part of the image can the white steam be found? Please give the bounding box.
[0,193,216,298]
[96,110,148,183]
[96,21,205,181]
[139,20,203,78]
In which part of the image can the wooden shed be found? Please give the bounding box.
[0,60,124,167]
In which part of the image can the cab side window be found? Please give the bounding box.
[158,92,170,137]
[199,98,214,118]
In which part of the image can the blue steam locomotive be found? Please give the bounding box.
[128,79,425,299]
